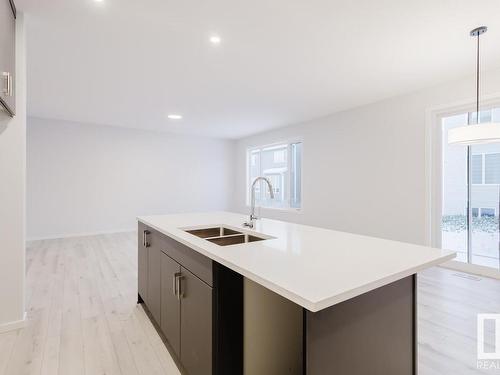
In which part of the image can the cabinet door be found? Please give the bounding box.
[181,267,213,375]
[147,231,162,324]
[160,253,181,357]
[0,0,15,115]
[137,223,149,303]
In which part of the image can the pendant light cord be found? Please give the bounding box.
[476,32,480,123]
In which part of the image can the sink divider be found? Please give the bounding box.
[204,233,245,241]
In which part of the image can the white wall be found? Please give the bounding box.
[232,67,500,246]
[0,14,26,328]
[27,118,235,240]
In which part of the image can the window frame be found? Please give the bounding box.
[245,138,303,212]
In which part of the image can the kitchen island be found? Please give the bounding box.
[137,212,455,375]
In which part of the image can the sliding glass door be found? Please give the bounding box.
[441,108,500,270]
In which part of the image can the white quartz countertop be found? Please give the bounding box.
[138,212,455,312]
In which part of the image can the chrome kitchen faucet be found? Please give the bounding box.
[243,176,274,229]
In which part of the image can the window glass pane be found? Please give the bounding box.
[492,108,500,122]
[485,153,500,184]
[471,154,483,184]
[248,150,261,203]
[441,109,500,270]
[260,144,288,208]
[273,149,286,163]
[290,142,302,208]
[247,142,302,210]
[471,141,500,269]
[441,113,468,262]
[469,109,492,125]
[480,208,495,217]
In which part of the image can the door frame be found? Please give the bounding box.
[425,94,500,277]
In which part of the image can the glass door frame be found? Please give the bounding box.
[428,98,500,272]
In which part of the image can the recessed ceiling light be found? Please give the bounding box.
[167,114,183,120]
[209,35,221,45]
[94,0,104,2]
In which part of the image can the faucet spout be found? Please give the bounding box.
[244,176,274,228]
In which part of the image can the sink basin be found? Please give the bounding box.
[206,234,266,246]
[183,225,272,246]
[185,226,241,239]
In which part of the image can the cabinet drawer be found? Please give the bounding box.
[161,235,213,287]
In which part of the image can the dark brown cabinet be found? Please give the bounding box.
[0,0,16,116]
[138,224,242,375]
[180,267,213,375]
[160,252,181,357]
[140,225,214,373]
[160,253,213,374]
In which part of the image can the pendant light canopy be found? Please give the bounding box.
[448,26,500,146]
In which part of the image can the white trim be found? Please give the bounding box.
[425,104,445,247]
[245,205,302,214]
[424,103,435,246]
[439,261,500,280]
[0,312,27,334]
[26,228,135,242]
[246,137,304,153]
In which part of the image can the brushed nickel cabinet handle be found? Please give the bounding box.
[175,273,184,300]
[172,273,177,296]
[8,73,12,96]
[143,230,151,247]
[2,72,10,96]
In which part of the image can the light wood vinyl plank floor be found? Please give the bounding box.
[0,232,499,374]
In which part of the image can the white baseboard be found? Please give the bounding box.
[439,260,500,280]
[26,228,136,242]
[0,312,27,334]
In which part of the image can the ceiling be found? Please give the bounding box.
[17,0,500,139]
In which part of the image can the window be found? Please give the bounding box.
[247,141,302,209]
[485,153,500,184]
[470,153,500,184]
[471,155,482,184]
[481,208,496,217]
[471,207,497,217]
[441,108,500,270]
[472,207,479,217]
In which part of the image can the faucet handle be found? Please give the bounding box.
[243,221,254,229]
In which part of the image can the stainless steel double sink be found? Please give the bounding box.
[183,226,272,246]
